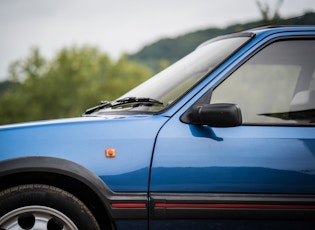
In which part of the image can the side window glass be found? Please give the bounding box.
[210,40,315,125]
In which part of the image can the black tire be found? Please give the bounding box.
[0,184,101,230]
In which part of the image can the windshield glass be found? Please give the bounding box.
[95,35,251,114]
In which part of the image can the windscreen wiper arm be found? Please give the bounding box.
[84,101,111,114]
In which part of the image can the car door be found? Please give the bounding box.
[149,37,315,229]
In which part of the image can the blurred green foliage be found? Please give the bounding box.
[0,47,153,125]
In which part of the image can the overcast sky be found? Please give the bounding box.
[0,0,314,81]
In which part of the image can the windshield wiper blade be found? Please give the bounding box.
[84,101,111,114]
[84,97,163,114]
[112,97,163,107]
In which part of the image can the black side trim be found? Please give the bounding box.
[150,193,315,220]
[0,157,147,219]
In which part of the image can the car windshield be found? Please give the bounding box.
[95,34,252,114]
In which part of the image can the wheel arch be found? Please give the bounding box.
[0,156,114,229]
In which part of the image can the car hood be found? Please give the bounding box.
[0,114,169,192]
[0,114,151,130]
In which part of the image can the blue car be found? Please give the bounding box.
[1,26,315,230]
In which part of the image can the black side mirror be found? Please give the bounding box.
[181,103,242,127]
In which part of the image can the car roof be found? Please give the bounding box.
[248,25,315,33]
[197,25,315,49]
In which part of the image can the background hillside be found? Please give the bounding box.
[129,12,315,71]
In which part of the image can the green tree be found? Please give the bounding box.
[0,47,153,125]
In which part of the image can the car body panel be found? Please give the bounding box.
[151,120,315,193]
[0,115,169,192]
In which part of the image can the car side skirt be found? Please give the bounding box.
[150,193,315,220]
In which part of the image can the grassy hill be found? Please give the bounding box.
[128,12,315,72]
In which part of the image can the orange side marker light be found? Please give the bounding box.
[105,148,116,158]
